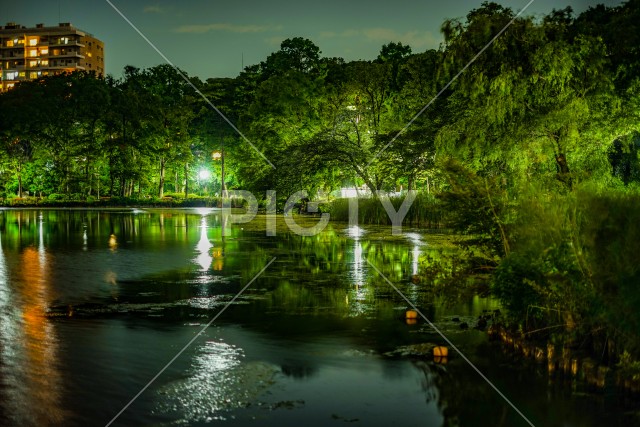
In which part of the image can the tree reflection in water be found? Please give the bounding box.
[0,209,623,427]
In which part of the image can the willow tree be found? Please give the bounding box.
[436,3,617,192]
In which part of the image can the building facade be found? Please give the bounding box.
[0,22,104,92]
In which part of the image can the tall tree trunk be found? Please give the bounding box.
[221,140,227,198]
[184,163,189,199]
[86,162,91,196]
[353,164,377,198]
[485,178,510,258]
[158,157,166,198]
[17,165,23,198]
[553,136,573,190]
[65,164,70,195]
[555,153,573,190]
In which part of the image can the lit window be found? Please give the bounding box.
[29,60,37,67]
[29,49,37,57]
[6,40,14,47]
[18,72,25,77]
[29,72,38,79]
[7,83,15,88]
[61,37,69,44]
[17,39,24,44]
[41,60,48,66]
[29,38,38,46]
[41,48,48,55]
[6,71,18,80]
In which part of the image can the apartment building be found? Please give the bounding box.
[0,22,104,91]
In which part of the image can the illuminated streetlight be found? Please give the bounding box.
[199,169,211,180]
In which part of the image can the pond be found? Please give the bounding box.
[0,208,636,426]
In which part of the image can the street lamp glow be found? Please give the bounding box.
[199,169,211,180]
[212,151,222,160]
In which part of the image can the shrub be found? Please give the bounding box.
[47,193,66,201]
[491,253,547,325]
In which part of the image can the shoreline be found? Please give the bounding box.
[488,323,640,396]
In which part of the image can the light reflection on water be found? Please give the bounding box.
[0,209,635,427]
[0,213,66,425]
[153,338,284,424]
[347,238,371,317]
[155,340,247,422]
[195,216,213,271]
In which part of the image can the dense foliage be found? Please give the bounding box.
[2,1,640,359]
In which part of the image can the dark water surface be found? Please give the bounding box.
[0,208,637,426]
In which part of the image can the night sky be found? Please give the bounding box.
[1,0,625,80]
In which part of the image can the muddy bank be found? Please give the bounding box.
[488,324,640,396]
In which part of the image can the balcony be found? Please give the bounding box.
[42,64,85,71]
[26,63,51,69]
[3,64,26,71]
[48,41,84,48]
[48,52,85,59]
[0,52,25,59]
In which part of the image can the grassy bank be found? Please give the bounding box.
[327,193,446,228]
[0,193,246,208]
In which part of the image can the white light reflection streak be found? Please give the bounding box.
[405,233,423,303]
[195,216,213,271]
[412,245,420,276]
[354,239,363,287]
[347,225,369,314]
[0,225,17,420]
[0,228,13,338]
[39,212,45,261]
